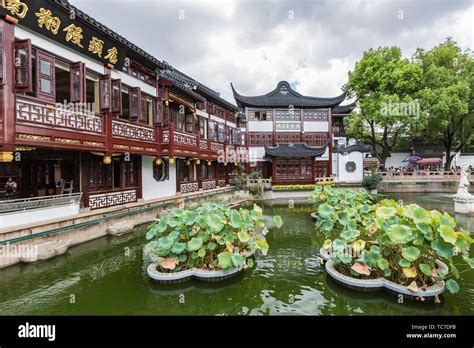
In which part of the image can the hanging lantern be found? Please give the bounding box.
[169,157,175,165]
[185,159,190,166]
[0,152,13,163]
[155,158,162,166]
[196,159,201,165]
[224,162,228,166]
[207,160,212,166]
[103,156,112,165]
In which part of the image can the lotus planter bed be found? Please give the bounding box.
[147,261,245,283]
[310,186,474,302]
[144,203,282,284]
[320,247,449,298]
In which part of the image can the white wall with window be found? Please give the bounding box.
[141,156,176,200]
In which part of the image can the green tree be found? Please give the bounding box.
[415,38,473,170]
[344,47,426,165]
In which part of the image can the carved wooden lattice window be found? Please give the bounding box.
[14,39,32,93]
[129,87,141,120]
[99,74,111,112]
[304,133,328,146]
[70,62,86,103]
[111,79,122,115]
[249,133,273,146]
[36,50,56,103]
[154,97,164,125]
[315,161,328,178]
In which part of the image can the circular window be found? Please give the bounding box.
[346,161,356,173]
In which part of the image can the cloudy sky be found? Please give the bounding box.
[70,0,473,104]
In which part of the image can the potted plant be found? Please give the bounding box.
[316,194,474,301]
[144,202,282,283]
[362,174,382,194]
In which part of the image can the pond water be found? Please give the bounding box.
[0,192,472,315]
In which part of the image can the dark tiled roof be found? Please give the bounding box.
[333,143,373,154]
[55,0,164,69]
[160,69,239,111]
[160,70,206,102]
[332,102,356,115]
[231,81,347,108]
[265,143,327,158]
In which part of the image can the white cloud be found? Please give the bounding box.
[70,0,473,104]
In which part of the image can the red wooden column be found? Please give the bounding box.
[0,19,16,158]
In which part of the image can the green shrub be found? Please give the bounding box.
[362,174,382,190]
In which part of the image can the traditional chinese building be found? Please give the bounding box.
[231,81,356,184]
[0,0,244,227]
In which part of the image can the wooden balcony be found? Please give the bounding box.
[15,96,159,155]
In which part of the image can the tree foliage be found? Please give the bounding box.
[343,47,426,164]
[414,38,473,169]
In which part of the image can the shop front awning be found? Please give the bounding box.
[416,158,442,165]
[265,143,327,159]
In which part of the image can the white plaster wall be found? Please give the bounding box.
[248,121,273,132]
[0,204,80,229]
[337,152,364,182]
[315,147,329,160]
[142,156,177,200]
[15,27,156,96]
[333,137,347,146]
[385,152,411,168]
[304,122,329,132]
[249,147,266,162]
[453,153,474,168]
[196,109,209,118]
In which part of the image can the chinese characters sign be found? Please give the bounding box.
[276,123,301,131]
[1,0,126,69]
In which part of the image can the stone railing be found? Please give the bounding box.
[0,193,83,214]
[377,171,471,182]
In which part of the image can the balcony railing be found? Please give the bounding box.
[112,119,156,143]
[179,181,199,193]
[88,189,137,210]
[16,96,104,135]
[201,180,217,190]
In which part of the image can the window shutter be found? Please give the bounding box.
[99,74,111,112]
[36,50,55,102]
[111,79,122,115]
[154,97,163,125]
[0,24,4,85]
[129,87,141,120]
[140,94,147,122]
[14,39,32,93]
[70,62,86,103]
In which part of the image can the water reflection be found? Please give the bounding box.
[0,193,472,315]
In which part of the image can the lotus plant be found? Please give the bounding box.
[318,194,473,295]
[144,203,282,273]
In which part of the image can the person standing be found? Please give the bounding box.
[5,177,17,199]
